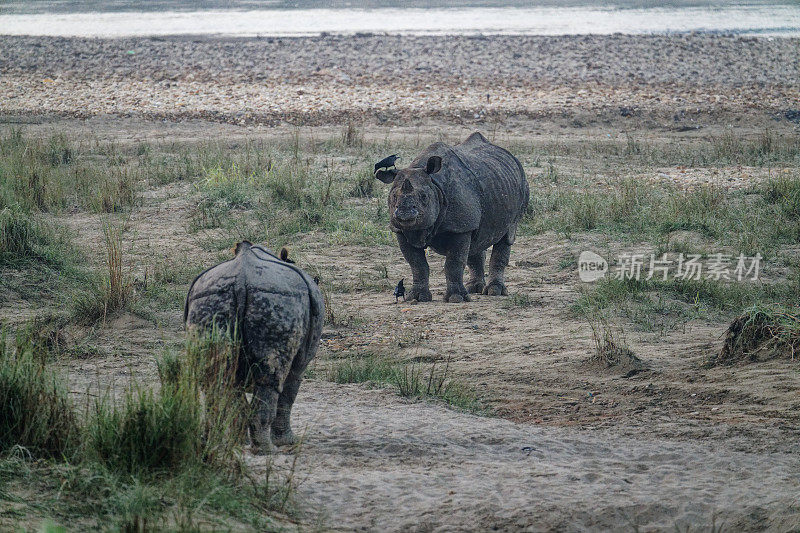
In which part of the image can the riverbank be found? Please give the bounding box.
[1,34,798,126]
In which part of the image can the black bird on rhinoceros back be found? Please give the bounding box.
[393,279,406,303]
[374,154,399,174]
[374,132,529,303]
[280,247,295,263]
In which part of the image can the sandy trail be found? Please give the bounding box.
[249,381,800,532]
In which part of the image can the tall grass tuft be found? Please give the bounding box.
[0,326,77,458]
[88,327,248,476]
[0,206,70,268]
[72,219,133,324]
[87,382,205,476]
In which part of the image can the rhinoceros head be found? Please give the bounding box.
[376,156,443,231]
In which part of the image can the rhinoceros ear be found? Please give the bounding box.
[425,156,442,175]
[374,168,398,184]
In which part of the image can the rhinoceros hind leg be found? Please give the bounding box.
[483,239,510,296]
[271,368,304,447]
[466,250,486,294]
[249,382,279,455]
[272,311,322,448]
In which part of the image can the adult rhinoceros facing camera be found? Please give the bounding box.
[375,132,529,303]
[184,241,323,453]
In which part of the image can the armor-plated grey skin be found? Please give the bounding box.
[184,241,323,454]
[375,132,529,303]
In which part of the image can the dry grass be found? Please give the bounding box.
[712,305,800,365]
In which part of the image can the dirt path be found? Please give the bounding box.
[250,381,800,532]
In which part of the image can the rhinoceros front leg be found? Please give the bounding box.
[484,238,510,296]
[466,250,486,294]
[397,232,432,302]
[444,233,471,303]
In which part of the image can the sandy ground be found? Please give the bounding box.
[251,381,800,532]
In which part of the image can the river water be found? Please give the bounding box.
[1,2,798,37]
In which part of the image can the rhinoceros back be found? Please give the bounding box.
[452,132,528,220]
[412,132,528,248]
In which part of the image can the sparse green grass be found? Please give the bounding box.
[189,149,394,249]
[0,129,139,214]
[326,351,397,385]
[502,292,538,308]
[323,351,487,414]
[523,174,800,257]
[511,128,800,169]
[573,267,800,336]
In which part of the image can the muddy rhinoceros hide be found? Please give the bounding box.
[184,241,324,453]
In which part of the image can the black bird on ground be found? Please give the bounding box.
[374,154,399,174]
[393,279,406,303]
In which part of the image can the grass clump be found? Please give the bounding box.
[394,356,485,413]
[0,206,71,269]
[712,305,800,365]
[0,327,77,459]
[90,327,247,476]
[72,219,133,324]
[87,383,206,476]
[326,351,396,385]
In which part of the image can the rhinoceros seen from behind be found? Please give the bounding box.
[375,132,529,303]
[184,241,323,453]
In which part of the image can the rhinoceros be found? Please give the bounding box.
[184,241,323,453]
[375,132,529,303]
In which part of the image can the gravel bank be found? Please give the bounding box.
[3,34,799,85]
[1,34,798,125]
